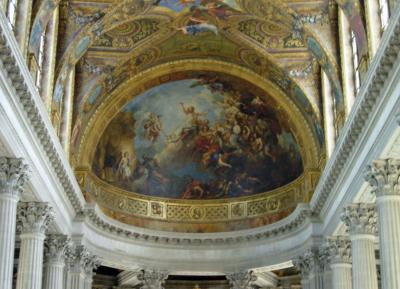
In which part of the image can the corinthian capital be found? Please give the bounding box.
[17,202,54,234]
[66,245,100,276]
[226,271,254,289]
[364,159,400,197]
[341,203,377,235]
[326,236,351,264]
[138,269,169,289]
[293,247,327,277]
[0,157,29,197]
[44,234,71,263]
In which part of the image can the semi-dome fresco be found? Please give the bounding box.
[92,73,303,200]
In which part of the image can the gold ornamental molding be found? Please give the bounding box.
[76,169,320,223]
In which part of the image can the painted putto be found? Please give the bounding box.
[93,74,303,199]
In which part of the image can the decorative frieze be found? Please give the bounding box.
[341,203,377,235]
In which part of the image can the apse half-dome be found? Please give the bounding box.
[92,73,303,200]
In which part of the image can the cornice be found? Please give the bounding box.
[0,11,86,213]
[310,3,400,215]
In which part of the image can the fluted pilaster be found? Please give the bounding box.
[16,202,54,289]
[66,245,100,289]
[139,269,169,289]
[342,203,378,289]
[365,159,400,289]
[326,236,352,289]
[0,157,29,289]
[43,234,70,289]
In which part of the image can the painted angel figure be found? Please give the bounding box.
[143,112,162,143]
[176,16,218,35]
[117,152,132,181]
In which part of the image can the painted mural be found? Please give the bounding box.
[154,0,240,13]
[93,74,303,200]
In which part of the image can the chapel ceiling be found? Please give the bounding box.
[48,0,342,232]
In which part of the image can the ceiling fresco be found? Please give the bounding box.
[29,0,372,231]
[92,74,303,200]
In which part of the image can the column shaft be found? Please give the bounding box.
[43,261,65,289]
[377,196,400,289]
[365,0,382,57]
[351,235,378,289]
[338,8,356,115]
[322,70,335,157]
[331,264,352,289]
[16,233,45,289]
[0,195,19,289]
[301,279,310,289]
[67,272,85,289]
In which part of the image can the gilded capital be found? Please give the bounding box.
[341,203,377,235]
[226,271,254,289]
[138,269,169,289]
[44,234,71,263]
[0,157,29,197]
[364,159,400,197]
[17,202,54,235]
[326,236,352,264]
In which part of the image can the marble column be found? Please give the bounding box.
[319,247,332,289]
[43,234,70,289]
[15,202,54,289]
[326,236,352,289]
[341,203,379,289]
[226,271,254,289]
[365,0,383,57]
[338,8,356,114]
[139,269,169,289]
[0,157,29,289]
[294,248,324,289]
[66,245,99,289]
[322,70,336,157]
[365,159,400,289]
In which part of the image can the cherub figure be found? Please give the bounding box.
[143,113,162,143]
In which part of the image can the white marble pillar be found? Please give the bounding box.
[319,247,332,289]
[341,203,379,289]
[43,234,70,289]
[293,253,310,289]
[295,249,324,289]
[16,202,54,289]
[365,0,383,57]
[66,245,99,289]
[326,236,352,289]
[338,8,356,115]
[365,159,400,289]
[226,271,253,289]
[321,70,336,157]
[0,157,29,289]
